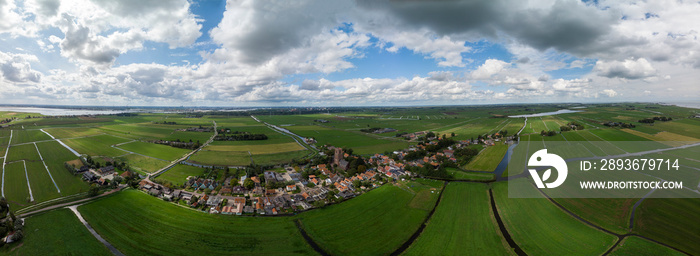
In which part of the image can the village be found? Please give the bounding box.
[73,130,513,216]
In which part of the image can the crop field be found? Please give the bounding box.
[42,127,103,139]
[277,125,410,155]
[609,236,685,256]
[9,129,53,145]
[404,183,512,255]
[79,189,316,255]
[206,142,304,154]
[552,198,635,234]
[251,150,310,165]
[116,141,190,161]
[189,150,251,166]
[463,144,508,172]
[155,164,207,186]
[493,181,617,255]
[633,189,700,254]
[0,209,112,255]
[3,161,31,209]
[446,168,495,181]
[6,143,41,162]
[299,182,441,255]
[62,134,132,157]
[115,153,170,174]
[35,141,89,195]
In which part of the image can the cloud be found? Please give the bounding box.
[602,89,618,97]
[594,58,656,79]
[0,51,42,83]
[471,59,510,80]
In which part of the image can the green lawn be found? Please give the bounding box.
[79,189,316,255]
[0,209,112,256]
[463,144,508,172]
[299,182,441,255]
[116,141,190,161]
[610,236,685,256]
[155,164,207,186]
[404,183,513,255]
[3,161,31,210]
[492,180,617,255]
[62,134,132,157]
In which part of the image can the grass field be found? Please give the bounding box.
[3,161,31,209]
[205,141,304,154]
[35,141,90,196]
[116,141,190,161]
[9,129,53,145]
[404,183,512,255]
[0,209,112,255]
[553,198,635,234]
[299,182,441,255]
[190,150,251,166]
[463,144,508,172]
[155,164,207,186]
[6,143,41,162]
[79,189,316,255]
[492,180,617,255]
[446,168,495,181]
[633,189,700,254]
[62,134,132,157]
[609,236,685,256]
[42,127,103,139]
[115,153,170,174]
[251,150,310,165]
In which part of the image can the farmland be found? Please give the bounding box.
[62,134,133,157]
[492,181,617,255]
[9,129,53,145]
[116,141,191,161]
[155,164,208,186]
[609,236,685,256]
[0,209,112,256]
[404,183,512,255]
[78,189,316,255]
[632,189,700,254]
[463,144,508,172]
[298,181,442,255]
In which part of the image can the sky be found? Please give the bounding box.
[0,0,699,107]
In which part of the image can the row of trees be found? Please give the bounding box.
[215,132,268,141]
[560,121,584,132]
[639,116,673,123]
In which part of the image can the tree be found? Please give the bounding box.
[230,178,239,186]
[451,132,455,137]
[190,195,199,205]
[88,184,99,197]
[243,178,255,190]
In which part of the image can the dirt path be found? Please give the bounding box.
[69,205,125,256]
[18,186,123,218]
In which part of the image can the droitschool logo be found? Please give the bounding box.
[528,149,568,188]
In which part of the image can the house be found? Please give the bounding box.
[220,187,232,195]
[180,191,193,202]
[244,205,254,214]
[206,196,223,206]
[232,186,246,194]
[171,190,182,200]
[97,166,115,175]
[286,184,297,192]
[232,197,246,215]
[148,188,162,196]
[120,171,132,178]
[251,176,261,186]
[82,172,97,181]
[336,190,355,199]
[78,165,90,173]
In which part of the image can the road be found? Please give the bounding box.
[18,185,124,218]
[69,205,125,256]
[147,121,218,181]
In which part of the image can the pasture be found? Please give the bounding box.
[9,129,53,145]
[189,150,251,166]
[404,182,512,255]
[633,189,700,254]
[609,236,685,256]
[492,181,617,255]
[116,141,190,161]
[299,182,441,255]
[463,144,508,172]
[115,153,170,174]
[62,134,133,157]
[0,209,112,256]
[79,189,316,255]
[155,164,207,186]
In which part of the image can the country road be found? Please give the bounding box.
[147,120,218,181]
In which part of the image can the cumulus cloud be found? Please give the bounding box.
[471,59,510,80]
[594,58,656,79]
[0,51,42,83]
[602,89,618,97]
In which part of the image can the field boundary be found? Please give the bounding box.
[1,130,11,197]
[21,160,34,202]
[34,142,61,193]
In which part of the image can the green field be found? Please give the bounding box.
[0,209,112,255]
[62,134,132,157]
[35,141,90,196]
[115,153,170,174]
[492,181,617,255]
[79,189,316,255]
[42,127,103,139]
[116,141,191,161]
[404,182,512,255]
[9,129,53,145]
[5,143,41,162]
[609,236,685,256]
[189,150,251,166]
[463,144,508,172]
[206,141,304,154]
[299,182,441,255]
[446,168,495,181]
[3,161,31,209]
[251,150,310,165]
[155,164,207,186]
[633,189,700,254]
